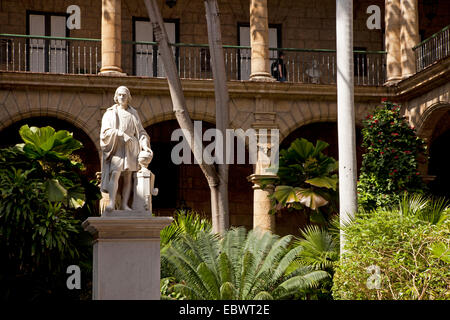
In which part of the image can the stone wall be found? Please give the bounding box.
[0,71,386,231]
[0,0,386,50]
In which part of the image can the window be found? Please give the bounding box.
[133,18,179,77]
[27,11,68,73]
[238,23,281,80]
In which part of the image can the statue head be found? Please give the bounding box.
[114,86,132,106]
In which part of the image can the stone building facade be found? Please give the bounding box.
[0,0,449,235]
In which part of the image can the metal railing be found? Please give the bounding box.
[0,34,101,74]
[414,25,450,72]
[1,33,386,85]
[124,40,386,86]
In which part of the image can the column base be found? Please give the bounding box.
[99,66,127,76]
[82,213,173,300]
[250,72,276,82]
[384,77,402,86]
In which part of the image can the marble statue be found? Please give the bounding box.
[100,86,154,212]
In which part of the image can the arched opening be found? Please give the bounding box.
[276,122,364,236]
[145,120,253,228]
[281,122,364,171]
[0,117,100,179]
[427,110,450,199]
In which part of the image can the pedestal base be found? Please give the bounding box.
[82,213,172,300]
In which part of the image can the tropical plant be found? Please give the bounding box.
[332,203,450,300]
[357,100,427,211]
[17,125,86,208]
[160,209,212,247]
[0,125,100,300]
[162,227,329,300]
[291,225,339,299]
[160,209,212,279]
[266,138,338,223]
[398,193,449,225]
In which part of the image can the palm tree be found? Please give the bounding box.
[162,227,329,300]
[292,225,339,299]
[267,138,338,224]
[398,193,449,225]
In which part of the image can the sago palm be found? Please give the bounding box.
[162,227,329,300]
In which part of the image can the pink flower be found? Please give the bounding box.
[391,133,399,136]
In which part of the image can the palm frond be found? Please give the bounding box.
[196,262,220,299]
[220,282,238,300]
[253,291,274,300]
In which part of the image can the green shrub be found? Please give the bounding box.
[358,101,427,211]
[0,126,100,300]
[267,138,338,224]
[332,211,450,300]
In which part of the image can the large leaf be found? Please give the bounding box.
[45,179,68,202]
[273,186,299,204]
[305,176,338,190]
[290,138,315,160]
[19,125,82,160]
[19,125,56,151]
[295,188,329,210]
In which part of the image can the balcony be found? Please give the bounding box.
[414,24,450,73]
[0,33,386,86]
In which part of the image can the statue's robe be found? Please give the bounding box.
[100,104,150,193]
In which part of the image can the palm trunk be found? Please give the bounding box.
[143,0,229,234]
[336,0,357,254]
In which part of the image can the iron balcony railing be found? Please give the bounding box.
[1,33,386,86]
[0,34,101,74]
[414,25,450,72]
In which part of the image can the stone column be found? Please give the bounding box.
[400,0,420,78]
[248,174,276,233]
[385,0,402,84]
[82,213,172,300]
[248,110,279,233]
[249,0,274,81]
[100,0,125,75]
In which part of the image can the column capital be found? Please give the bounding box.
[247,173,278,190]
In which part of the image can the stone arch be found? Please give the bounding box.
[0,89,102,155]
[133,94,217,129]
[144,118,253,229]
[416,102,450,145]
[277,101,338,142]
[0,116,100,179]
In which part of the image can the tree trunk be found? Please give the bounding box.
[336,0,357,254]
[204,0,230,233]
[143,0,229,234]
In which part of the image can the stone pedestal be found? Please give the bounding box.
[82,214,172,300]
[248,174,277,233]
[132,170,157,213]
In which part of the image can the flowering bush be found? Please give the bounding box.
[357,100,427,211]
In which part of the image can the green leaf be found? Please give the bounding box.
[306,176,338,190]
[46,179,68,202]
